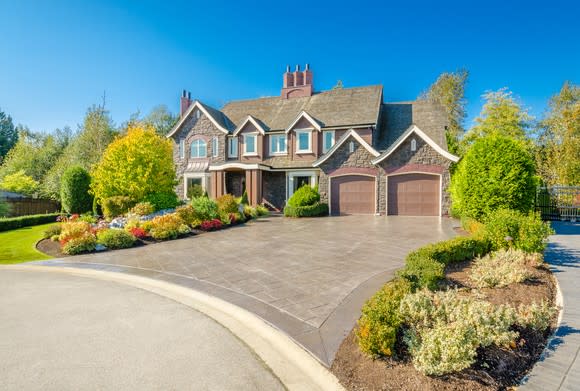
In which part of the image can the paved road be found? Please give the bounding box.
[35,214,457,365]
[521,221,580,390]
[0,269,284,391]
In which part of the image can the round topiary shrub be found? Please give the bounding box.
[450,135,537,220]
[287,185,320,207]
[97,228,136,249]
[60,166,93,214]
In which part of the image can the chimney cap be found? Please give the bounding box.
[286,65,290,73]
[295,64,300,71]
[182,89,186,97]
[305,63,310,70]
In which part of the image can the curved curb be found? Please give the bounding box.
[519,268,564,386]
[0,264,345,391]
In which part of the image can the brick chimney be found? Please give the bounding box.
[180,90,193,117]
[281,64,313,99]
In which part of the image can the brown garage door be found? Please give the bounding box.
[387,173,439,216]
[331,175,375,215]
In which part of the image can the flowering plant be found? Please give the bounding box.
[200,219,223,231]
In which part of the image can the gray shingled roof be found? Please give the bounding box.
[220,85,383,131]
[375,100,449,151]
[198,101,235,131]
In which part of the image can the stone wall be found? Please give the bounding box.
[377,135,452,215]
[262,171,286,210]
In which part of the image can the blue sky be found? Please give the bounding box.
[1,0,578,133]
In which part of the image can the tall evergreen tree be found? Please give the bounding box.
[0,108,18,161]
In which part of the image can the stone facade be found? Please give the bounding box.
[262,171,286,210]
[376,135,452,215]
[318,134,379,205]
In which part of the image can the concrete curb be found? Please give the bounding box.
[1,264,345,391]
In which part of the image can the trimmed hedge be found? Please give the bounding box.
[408,236,491,266]
[283,203,329,217]
[0,213,60,232]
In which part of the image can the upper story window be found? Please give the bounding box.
[323,130,335,153]
[411,138,417,152]
[349,141,355,153]
[296,129,312,153]
[270,134,287,155]
[191,139,207,158]
[243,133,257,155]
[228,137,238,158]
[212,137,219,157]
[179,139,185,159]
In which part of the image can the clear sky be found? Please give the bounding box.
[1,0,578,133]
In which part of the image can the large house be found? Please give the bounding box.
[167,65,459,216]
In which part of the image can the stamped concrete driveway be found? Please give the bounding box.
[36,215,456,365]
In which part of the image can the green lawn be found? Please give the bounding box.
[0,223,54,264]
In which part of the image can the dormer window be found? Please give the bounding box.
[191,139,207,158]
[296,129,312,153]
[411,138,417,152]
[243,133,258,156]
[270,134,287,155]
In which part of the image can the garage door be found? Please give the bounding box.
[387,173,439,216]
[330,175,375,215]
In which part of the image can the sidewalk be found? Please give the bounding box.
[521,221,580,390]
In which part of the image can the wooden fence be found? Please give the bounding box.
[2,198,61,217]
[535,186,580,221]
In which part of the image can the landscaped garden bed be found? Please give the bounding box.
[331,210,557,391]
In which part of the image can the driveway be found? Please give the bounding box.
[0,268,283,391]
[35,215,457,365]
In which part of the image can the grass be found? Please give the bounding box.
[0,223,54,264]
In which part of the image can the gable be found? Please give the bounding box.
[286,112,321,133]
[167,101,231,138]
[313,129,379,167]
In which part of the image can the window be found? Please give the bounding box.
[296,130,311,153]
[212,137,219,157]
[411,138,417,152]
[349,141,355,153]
[179,139,185,159]
[270,134,287,155]
[323,131,335,153]
[190,139,207,158]
[244,133,257,155]
[228,137,238,158]
[195,110,201,120]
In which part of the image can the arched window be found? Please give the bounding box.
[191,139,207,158]
[411,138,417,152]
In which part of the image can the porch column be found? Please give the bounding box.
[210,172,218,198]
[245,170,263,205]
[215,171,225,198]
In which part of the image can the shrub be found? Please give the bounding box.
[483,209,553,252]
[0,213,60,232]
[244,205,258,220]
[450,135,537,220]
[516,300,556,331]
[60,166,93,214]
[470,248,536,288]
[78,213,97,224]
[102,196,136,219]
[239,190,249,205]
[187,184,203,199]
[128,226,148,239]
[91,124,176,204]
[62,231,97,255]
[97,229,136,249]
[191,196,219,221]
[0,170,39,196]
[287,185,320,207]
[200,219,223,231]
[143,192,179,211]
[256,204,269,216]
[148,213,188,240]
[408,236,491,266]
[216,194,239,214]
[59,221,93,246]
[42,224,62,239]
[130,202,155,216]
[0,197,10,217]
[175,205,199,227]
[283,203,329,217]
[398,256,445,290]
[460,216,486,237]
[356,278,412,357]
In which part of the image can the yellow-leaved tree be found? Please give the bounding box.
[91,124,176,204]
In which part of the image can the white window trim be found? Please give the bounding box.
[322,130,335,153]
[179,139,185,159]
[190,139,207,158]
[286,170,318,200]
[269,134,287,155]
[243,133,258,156]
[295,129,313,154]
[228,137,238,158]
[212,137,219,157]
[183,172,211,200]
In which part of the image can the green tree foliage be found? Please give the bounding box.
[535,82,580,185]
[91,124,176,204]
[420,70,468,155]
[0,108,18,162]
[463,88,533,147]
[0,170,39,196]
[143,105,178,135]
[0,197,10,217]
[42,105,116,200]
[60,166,93,214]
[450,135,537,219]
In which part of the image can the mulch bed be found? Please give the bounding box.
[331,258,557,391]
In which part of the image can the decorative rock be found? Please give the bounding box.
[95,244,107,252]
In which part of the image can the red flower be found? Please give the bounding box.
[200,219,223,231]
[129,227,148,239]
